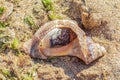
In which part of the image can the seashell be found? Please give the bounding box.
[0,1,13,21]
[24,20,106,64]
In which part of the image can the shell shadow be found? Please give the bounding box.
[33,56,98,79]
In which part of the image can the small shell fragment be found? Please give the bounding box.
[24,20,106,64]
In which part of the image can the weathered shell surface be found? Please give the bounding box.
[24,20,106,64]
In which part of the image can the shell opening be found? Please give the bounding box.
[39,27,77,48]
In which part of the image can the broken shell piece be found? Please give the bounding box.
[24,20,106,64]
[0,1,13,21]
[81,12,102,29]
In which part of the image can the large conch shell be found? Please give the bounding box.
[24,20,106,64]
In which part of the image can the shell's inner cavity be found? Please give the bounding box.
[39,27,77,48]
